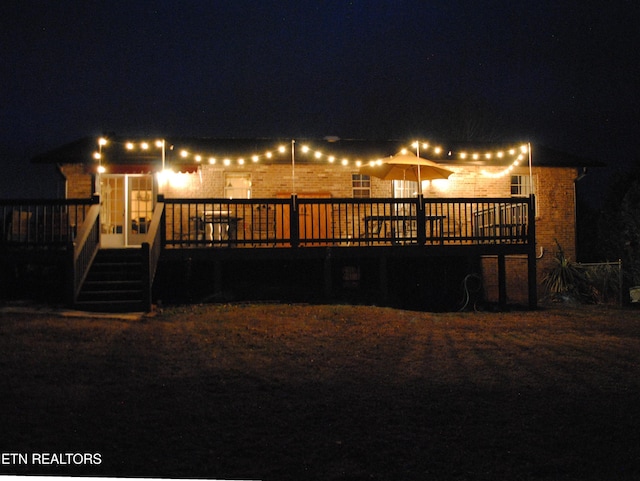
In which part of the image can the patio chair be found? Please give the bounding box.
[251,205,276,245]
[8,211,32,242]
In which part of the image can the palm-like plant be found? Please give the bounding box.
[543,241,594,302]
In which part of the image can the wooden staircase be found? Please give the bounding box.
[74,248,147,312]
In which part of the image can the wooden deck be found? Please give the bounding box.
[1,195,537,310]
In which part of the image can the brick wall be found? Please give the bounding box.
[475,167,577,304]
[159,164,394,198]
[59,164,93,198]
[62,160,578,305]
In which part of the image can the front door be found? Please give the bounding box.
[99,174,154,247]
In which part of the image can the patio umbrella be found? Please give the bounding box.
[359,152,453,194]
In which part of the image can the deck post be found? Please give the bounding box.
[527,194,538,309]
[141,242,152,311]
[527,251,537,309]
[214,259,223,299]
[379,256,389,303]
[498,253,507,309]
[290,194,299,248]
[416,194,426,245]
[67,241,76,307]
[158,194,166,247]
[323,248,332,299]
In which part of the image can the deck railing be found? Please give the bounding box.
[0,196,534,250]
[473,200,531,243]
[0,198,97,248]
[163,195,534,248]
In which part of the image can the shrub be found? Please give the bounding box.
[583,262,621,304]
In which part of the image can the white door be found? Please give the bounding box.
[100,175,126,247]
[99,174,154,247]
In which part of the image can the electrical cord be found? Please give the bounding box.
[459,273,482,311]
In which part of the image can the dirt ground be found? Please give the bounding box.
[1,302,640,480]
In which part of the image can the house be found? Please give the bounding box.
[1,135,598,311]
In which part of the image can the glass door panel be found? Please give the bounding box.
[128,175,154,245]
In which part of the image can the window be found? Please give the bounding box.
[393,180,418,198]
[352,174,371,198]
[224,173,251,199]
[510,174,535,197]
[511,174,538,214]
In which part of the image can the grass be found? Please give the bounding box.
[1,303,640,480]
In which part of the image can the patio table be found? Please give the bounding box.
[199,210,243,246]
[364,214,446,244]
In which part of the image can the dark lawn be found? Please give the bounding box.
[1,303,640,480]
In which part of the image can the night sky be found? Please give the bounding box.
[1,1,639,198]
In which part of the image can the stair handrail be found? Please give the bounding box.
[141,201,164,311]
[69,199,101,304]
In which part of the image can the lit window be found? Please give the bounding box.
[224,173,251,199]
[352,174,371,198]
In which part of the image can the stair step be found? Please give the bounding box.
[96,248,143,257]
[83,279,142,290]
[92,260,142,266]
[80,282,143,292]
[78,291,143,302]
[75,247,149,313]
[86,271,142,281]
[90,262,142,270]
[74,299,146,313]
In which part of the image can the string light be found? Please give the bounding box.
[480,153,526,178]
[405,140,528,178]
[298,144,392,167]
[94,137,530,174]
[94,137,108,174]
[174,143,289,165]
